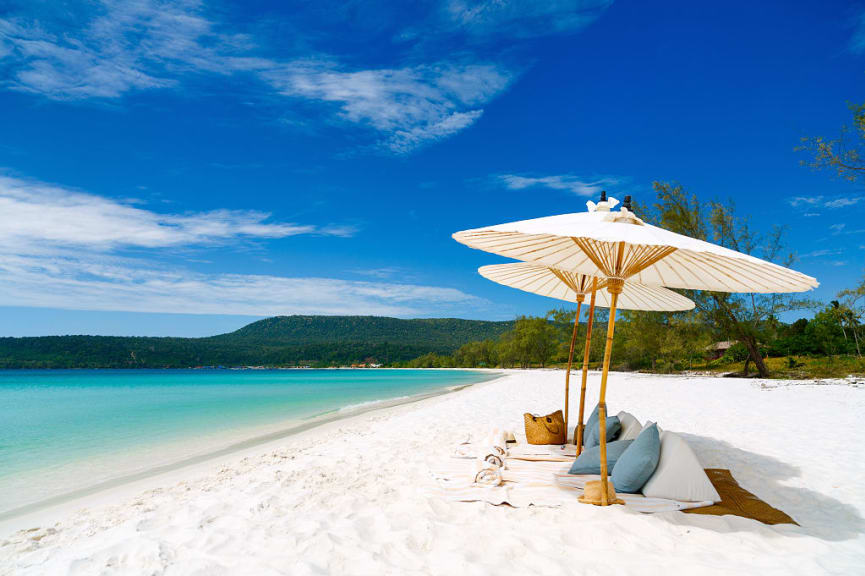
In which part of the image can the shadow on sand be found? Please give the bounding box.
[668,433,865,542]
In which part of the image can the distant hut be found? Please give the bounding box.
[706,340,737,361]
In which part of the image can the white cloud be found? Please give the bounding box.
[0,2,515,153]
[790,195,863,210]
[1,1,612,154]
[0,172,479,316]
[789,195,823,207]
[498,174,624,197]
[801,248,843,258]
[0,1,268,100]
[444,0,612,39]
[263,61,512,153]
[0,252,480,316]
[830,223,846,233]
[824,197,863,208]
[0,174,352,252]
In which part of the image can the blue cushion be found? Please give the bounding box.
[583,404,600,445]
[611,423,660,493]
[584,407,621,449]
[568,439,634,475]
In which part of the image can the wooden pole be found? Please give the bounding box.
[575,278,597,455]
[596,286,620,505]
[563,296,583,443]
[597,242,626,507]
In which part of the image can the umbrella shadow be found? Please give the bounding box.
[671,433,865,542]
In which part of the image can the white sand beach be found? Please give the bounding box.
[2,370,864,575]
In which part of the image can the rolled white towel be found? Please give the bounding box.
[474,465,503,486]
[482,453,504,468]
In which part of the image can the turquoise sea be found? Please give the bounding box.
[0,369,496,518]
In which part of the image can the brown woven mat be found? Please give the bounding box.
[683,469,797,525]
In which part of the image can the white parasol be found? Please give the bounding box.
[455,194,818,505]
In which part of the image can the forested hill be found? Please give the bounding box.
[0,316,514,369]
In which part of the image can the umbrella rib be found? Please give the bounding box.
[628,283,653,311]
[674,251,738,291]
[696,252,778,292]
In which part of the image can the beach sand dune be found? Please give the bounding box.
[1,370,863,575]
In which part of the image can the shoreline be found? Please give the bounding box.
[0,369,505,535]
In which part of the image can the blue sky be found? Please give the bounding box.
[0,0,863,337]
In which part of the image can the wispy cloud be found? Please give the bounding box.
[443,0,612,39]
[0,174,350,253]
[789,196,823,207]
[801,248,843,258]
[497,173,625,197]
[825,197,863,208]
[0,253,480,316]
[0,172,479,316]
[0,1,608,154]
[789,195,863,212]
[262,61,512,153]
[0,1,267,100]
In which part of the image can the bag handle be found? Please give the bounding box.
[530,413,560,435]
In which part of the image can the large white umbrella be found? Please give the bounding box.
[455,195,818,506]
[479,262,694,451]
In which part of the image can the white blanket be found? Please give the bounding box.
[432,458,713,513]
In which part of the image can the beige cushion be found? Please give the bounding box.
[616,411,643,441]
[641,431,720,503]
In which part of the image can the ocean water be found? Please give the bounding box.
[0,369,495,518]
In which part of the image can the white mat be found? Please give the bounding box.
[432,458,713,513]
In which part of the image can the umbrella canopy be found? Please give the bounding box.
[455,199,818,293]
[478,262,695,311]
[454,195,818,507]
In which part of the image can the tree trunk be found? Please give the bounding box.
[742,335,769,377]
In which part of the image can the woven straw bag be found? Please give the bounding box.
[523,410,566,445]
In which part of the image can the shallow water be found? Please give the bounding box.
[0,368,494,516]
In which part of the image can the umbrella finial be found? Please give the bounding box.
[599,190,607,202]
[623,195,632,211]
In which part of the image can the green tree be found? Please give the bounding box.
[798,102,865,181]
[651,182,812,377]
[807,305,849,358]
[837,274,865,357]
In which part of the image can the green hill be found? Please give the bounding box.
[0,316,514,369]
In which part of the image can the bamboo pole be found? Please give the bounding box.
[597,242,626,507]
[563,296,584,441]
[575,278,597,455]
[596,285,621,505]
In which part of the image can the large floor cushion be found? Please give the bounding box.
[641,431,721,503]
[616,411,642,441]
[568,439,634,475]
